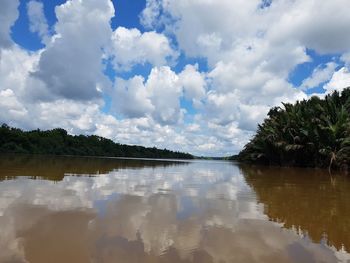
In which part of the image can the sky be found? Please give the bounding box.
[1,0,350,157]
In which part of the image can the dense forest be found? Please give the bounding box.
[236,87,350,170]
[0,124,193,159]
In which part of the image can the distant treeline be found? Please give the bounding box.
[0,124,194,159]
[235,87,350,170]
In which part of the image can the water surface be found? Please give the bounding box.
[0,154,349,263]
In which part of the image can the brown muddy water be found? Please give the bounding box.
[0,154,350,263]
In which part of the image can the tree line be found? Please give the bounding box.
[235,87,350,170]
[0,124,193,159]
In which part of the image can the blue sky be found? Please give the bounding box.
[1,0,350,156]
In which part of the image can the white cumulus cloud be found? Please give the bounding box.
[300,62,338,90]
[324,67,350,94]
[30,0,114,101]
[109,27,177,71]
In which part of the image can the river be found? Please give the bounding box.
[0,154,349,263]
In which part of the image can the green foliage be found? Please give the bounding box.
[0,124,193,159]
[237,87,350,170]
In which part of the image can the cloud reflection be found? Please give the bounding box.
[0,156,348,262]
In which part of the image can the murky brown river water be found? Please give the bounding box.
[0,154,350,263]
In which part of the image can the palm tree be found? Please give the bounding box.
[237,87,350,170]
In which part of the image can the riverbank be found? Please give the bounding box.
[0,124,194,160]
[235,88,350,171]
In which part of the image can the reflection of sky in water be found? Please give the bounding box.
[0,159,349,263]
[0,162,251,216]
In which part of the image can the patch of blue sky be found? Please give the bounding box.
[103,56,154,83]
[12,0,146,50]
[110,0,146,31]
[289,49,341,94]
[103,57,116,82]
[173,52,209,74]
[11,0,67,51]
[101,93,112,114]
[11,0,44,50]
[117,63,153,81]
[306,86,326,95]
[39,0,66,27]
[180,98,197,122]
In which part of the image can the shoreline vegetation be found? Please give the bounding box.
[234,87,350,171]
[0,124,193,160]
